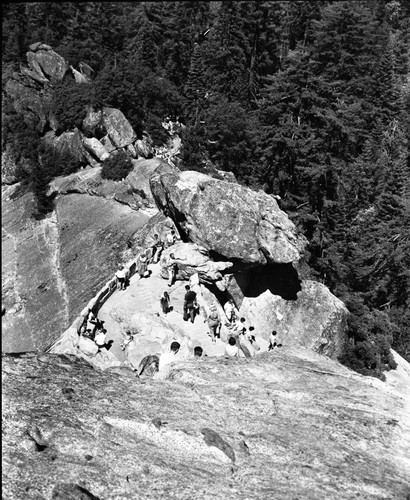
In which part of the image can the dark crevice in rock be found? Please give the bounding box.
[235,263,302,301]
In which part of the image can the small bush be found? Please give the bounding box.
[101,151,133,181]
[52,75,97,132]
[339,301,399,379]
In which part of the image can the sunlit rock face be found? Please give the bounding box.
[150,169,307,265]
[2,348,410,499]
[1,186,151,353]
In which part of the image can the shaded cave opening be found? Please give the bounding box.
[204,262,302,309]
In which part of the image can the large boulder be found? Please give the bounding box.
[126,158,171,204]
[102,107,136,148]
[111,309,194,370]
[26,44,68,83]
[82,137,110,161]
[150,169,307,265]
[159,242,233,285]
[48,159,162,211]
[238,280,349,359]
[82,106,104,137]
[41,129,87,165]
[134,134,154,158]
[5,76,49,132]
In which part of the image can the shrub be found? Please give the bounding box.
[339,301,399,379]
[51,75,97,132]
[101,150,133,181]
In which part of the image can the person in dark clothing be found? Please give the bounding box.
[194,346,203,357]
[183,285,197,323]
[160,291,170,315]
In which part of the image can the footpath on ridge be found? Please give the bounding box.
[98,260,227,363]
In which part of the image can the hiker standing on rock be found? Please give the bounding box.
[116,264,126,290]
[183,285,197,323]
[224,298,238,324]
[206,303,221,343]
[151,234,164,264]
[165,252,186,287]
[160,291,171,315]
[165,229,179,248]
[137,250,149,279]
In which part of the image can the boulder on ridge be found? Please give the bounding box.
[102,107,136,148]
[150,169,307,265]
[26,45,68,83]
[159,242,233,285]
[238,280,349,359]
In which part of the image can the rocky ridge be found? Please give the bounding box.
[2,347,410,499]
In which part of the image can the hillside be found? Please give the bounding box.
[2,347,410,500]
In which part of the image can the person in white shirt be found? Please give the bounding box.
[116,265,126,290]
[224,298,238,324]
[94,329,107,349]
[158,341,180,371]
[225,337,239,357]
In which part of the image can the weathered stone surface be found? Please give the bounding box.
[126,158,170,204]
[2,349,410,499]
[100,135,116,153]
[102,107,136,148]
[20,64,50,84]
[1,146,20,184]
[150,170,307,265]
[135,135,154,158]
[238,280,349,359]
[77,336,99,356]
[117,310,193,370]
[82,137,110,161]
[26,47,68,83]
[70,65,91,84]
[1,187,152,353]
[41,129,87,165]
[126,143,137,158]
[48,160,160,211]
[5,77,48,131]
[159,242,233,285]
[82,107,104,137]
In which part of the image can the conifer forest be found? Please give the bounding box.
[2,1,410,377]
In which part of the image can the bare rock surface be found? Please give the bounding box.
[26,44,68,82]
[1,187,151,353]
[2,348,410,499]
[159,242,233,284]
[102,107,136,148]
[49,158,168,210]
[239,280,349,359]
[150,169,307,265]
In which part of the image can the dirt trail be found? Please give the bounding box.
[98,261,227,361]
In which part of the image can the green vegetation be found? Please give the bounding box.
[101,150,133,181]
[2,0,409,371]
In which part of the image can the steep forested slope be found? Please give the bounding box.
[2,1,409,372]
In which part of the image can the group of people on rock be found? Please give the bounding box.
[92,226,283,365]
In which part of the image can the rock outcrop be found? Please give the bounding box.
[26,42,68,82]
[238,280,349,359]
[3,348,410,499]
[159,242,233,285]
[48,158,168,210]
[1,185,153,353]
[102,107,136,148]
[150,169,307,265]
[41,129,86,166]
